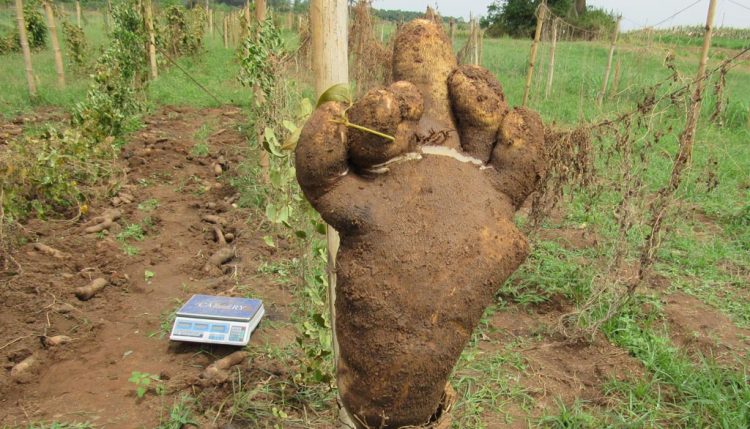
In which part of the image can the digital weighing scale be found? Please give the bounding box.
[170,294,264,346]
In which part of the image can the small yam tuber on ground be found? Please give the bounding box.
[10,354,36,380]
[33,243,68,259]
[202,247,235,274]
[84,209,122,233]
[200,350,248,384]
[41,335,73,347]
[75,277,109,301]
[295,17,547,428]
[201,214,227,226]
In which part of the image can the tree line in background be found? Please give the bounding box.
[482,0,617,38]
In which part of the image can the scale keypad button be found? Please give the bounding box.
[228,326,246,342]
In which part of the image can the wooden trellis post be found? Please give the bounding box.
[597,16,621,106]
[43,0,66,88]
[449,18,455,46]
[311,0,350,425]
[522,2,546,106]
[545,18,558,99]
[143,0,158,79]
[639,0,718,282]
[610,58,622,99]
[223,15,228,48]
[75,0,81,28]
[15,0,36,98]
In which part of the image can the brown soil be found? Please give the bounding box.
[0,107,297,428]
[663,291,750,362]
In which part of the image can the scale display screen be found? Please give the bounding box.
[169,295,264,346]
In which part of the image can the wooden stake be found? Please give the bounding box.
[449,18,455,47]
[522,2,546,106]
[143,0,157,79]
[545,18,558,99]
[677,0,718,158]
[311,0,350,424]
[209,9,214,37]
[255,0,269,184]
[15,0,36,98]
[610,57,622,99]
[639,0,718,281]
[479,29,485,66]
[43,0,65,88]
[256,0,265,21]
[223,15,228,48]
[597,16,621,106]
[75,0,81,28]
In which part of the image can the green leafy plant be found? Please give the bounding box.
[137,198,159,211]
[62,21,88,72]
[144,270,155,283]
[128,371,163,398]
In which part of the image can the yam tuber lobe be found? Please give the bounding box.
[202,247,235,273]
[84,209,122,233]
[33,243,68,259]
[75,277,109,301]
[295,18,547,429]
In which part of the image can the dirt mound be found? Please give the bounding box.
[664,292,750,362]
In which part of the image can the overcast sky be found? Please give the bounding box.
[372,0,750,31]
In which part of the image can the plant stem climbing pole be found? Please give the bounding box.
[43,0,65,88]
[310,0,350,425]
[15,0,36,98]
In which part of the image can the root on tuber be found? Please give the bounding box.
[41,335,73,348]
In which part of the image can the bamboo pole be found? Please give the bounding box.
[15,0,36,98]
[311,0,350,425]
[545,18,558,99]
[43,0,65,88]
[209,9,214,37]
[522,2,546,107]
[472,19,479,66]
[478,29,485,66]
[143,0,157,79]
[75,0,81,28]
[597,16,621,106]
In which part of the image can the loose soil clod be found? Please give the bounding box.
[74,277,109,301]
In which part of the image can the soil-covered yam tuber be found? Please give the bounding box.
[41,335,73,347]
[10,355,36,381]
[202,247,235,274]
[295,17,547,429]
[33,243,68,259]
[200,350,248,384]
[75,277,109,301]
[84,209,122,233]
